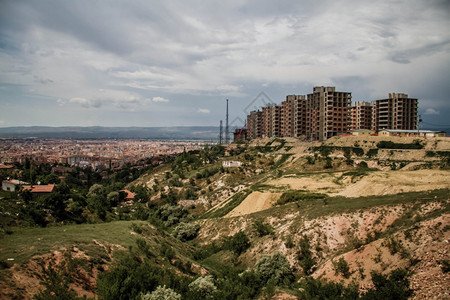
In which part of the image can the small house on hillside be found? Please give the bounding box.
[2,179,28,192]
[379,129,446,137]
[22,184,55,197]
[222,161,242,168]
[120,189,136,201]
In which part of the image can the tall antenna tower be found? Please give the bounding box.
[219,120,223,144]
[225,99,229,144]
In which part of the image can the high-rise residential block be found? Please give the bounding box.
[372,93,418,131]
[281,95,307,138]
[246,110,263,139]
[350,101,372,131]
[306,86,352,141]
[262,104,281,137]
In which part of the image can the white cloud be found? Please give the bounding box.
[0,1,449,126]
[198,108,210,114]
[152,96,169,103]
[0,120,5,126]
[56,98,65,106]
[424,108,440,115]
[69,97,102,108]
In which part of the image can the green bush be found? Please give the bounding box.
[376,140,423,149]
[172,222,200,241]
[188,275,217,299]
[333,257,352,278]
[252,219,273,237]
[362,268,412,299]
[367,148,379,158]
[298,235,316,275]
[140,285,181,300]
[300,276,359,299]
[223,231,250,255]
[254,252,293,285]
[352,147,365,156]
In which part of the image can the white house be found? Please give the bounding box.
[2,179,28,192]
[222,161,242,168]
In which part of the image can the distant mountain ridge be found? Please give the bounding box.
[0,126,219,140]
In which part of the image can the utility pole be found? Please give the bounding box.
[225,99,229,144]
[219,120,223,145]
[417,114,422,137]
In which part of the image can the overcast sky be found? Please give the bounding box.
[0,0,449,129]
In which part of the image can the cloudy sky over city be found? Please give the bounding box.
[0,0,449,129]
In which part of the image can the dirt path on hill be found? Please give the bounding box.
[225,192,281,218]
[335,170,450,197]
[267,170,450,197]
[267,174,342,193]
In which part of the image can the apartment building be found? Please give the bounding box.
[306,86,352,141]
[246,110,263,139]
[281,95,307,138]
[372,93,418,131]
[262,104,281,137]
[350,101,372,131]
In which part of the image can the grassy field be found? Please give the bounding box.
[0,220,147,265]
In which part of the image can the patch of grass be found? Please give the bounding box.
[0,220,147,265]
[277,190,328,206]
[377,140,423,149]
[273,154,292,168]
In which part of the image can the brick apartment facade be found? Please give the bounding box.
[246,110,263,139]
[350,101,372,131]
[262,104,281,138]
[372,93,418,131]
[281,95,307,138]
[306,87,352,141]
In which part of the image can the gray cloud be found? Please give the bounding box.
[0,0,449,127]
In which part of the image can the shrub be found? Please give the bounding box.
[305,155,315,165]
[440,260,450,273]
[358,161,369,168]
[352,147,365,156]
[384,237,409,258]
[376,141,423,149]
[172,222,200,241]
[367,148,379,158]
[140,285,181,300]
[188,275,217,299]
[298,235,316,275]
[254,252,293,285]
[252,219,273,237]
[136,238,154,258]
[333,257,351,278]
[300,276,359,299]
[223,231,250,255]
[362,268,412,299]
[324,157,333,169]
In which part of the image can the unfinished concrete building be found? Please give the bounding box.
[262,104,281,137]
[372,93,418,131]
[350,101,373,131]
[246,110,263,139]
[281,95,307,138]
[306,86,352,141]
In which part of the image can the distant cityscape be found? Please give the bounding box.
[0,139,214,170]
[242,86,433,141]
